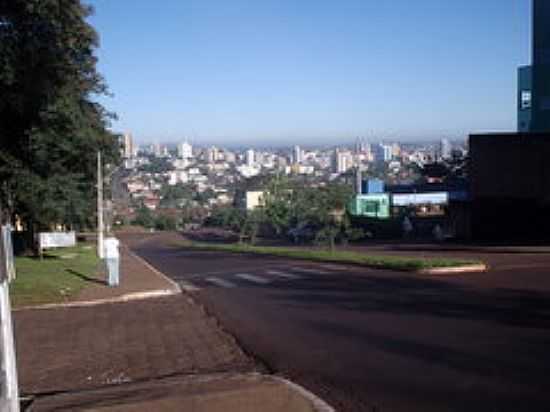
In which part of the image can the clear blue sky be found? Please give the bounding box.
[88,0,531,145]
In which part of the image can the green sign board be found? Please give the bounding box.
[348,194,391,219]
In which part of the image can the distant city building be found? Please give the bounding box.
[177,141,193,159]
[246,149,255,167]
[206,147,218,164]
[293,145,303,164]
[153,143,161,157]
[355,138,362,155]
[391,143,401,158]
[122,132,134,159]
[332,149,352,174]
[373,144,392,164]
[440,138,452,159]
[223,150,236,163]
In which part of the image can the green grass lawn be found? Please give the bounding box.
[182,241,483,272]
[10,243,103,308]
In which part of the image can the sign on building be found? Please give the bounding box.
[392,192,449,207]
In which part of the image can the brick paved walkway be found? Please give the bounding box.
[14,295,256,395]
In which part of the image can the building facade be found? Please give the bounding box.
[518,66,533,132]
[530,0,550,132]
[177,141,193,159]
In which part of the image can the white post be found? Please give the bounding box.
[0,225,19,412]
[97,151,104,259]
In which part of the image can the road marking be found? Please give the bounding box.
[178,280,201,292]
[265,270,302,280]
[234,273,271,284]
[291,267,331,275]
[205,277,236,288]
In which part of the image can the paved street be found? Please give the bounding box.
[127,233,550,412]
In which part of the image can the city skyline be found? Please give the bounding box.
[89,0,531,144]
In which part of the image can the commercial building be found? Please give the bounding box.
[469,133,550,240]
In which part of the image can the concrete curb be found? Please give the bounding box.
[417,264,488,275]
[122,246,183,293]
[272,375,336,412]
[13,289,179,311]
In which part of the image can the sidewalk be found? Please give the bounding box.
[15,245,181,310]
[27,373,332,412]
[13,237,333,412]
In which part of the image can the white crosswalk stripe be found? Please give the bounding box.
[265,270,302,280]
[234,273,271,284]
[178,280,201,292]
[205,277,236,288]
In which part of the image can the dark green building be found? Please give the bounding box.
[531,0,550,132]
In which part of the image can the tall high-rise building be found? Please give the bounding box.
[440,138,452,159]
[122,132,133,159]
[532,0,550,132]
[293,145,303,164]
[246,149,255,167]
[373,144,392,164]
[332,149,351,174]
[153,142,161,157]
[520,0,550,132]
[178,141,193,159]
[206,146,218,163]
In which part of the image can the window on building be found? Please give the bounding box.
[521,90,532,109]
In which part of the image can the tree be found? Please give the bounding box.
[262,175,292,236]
[0,1,120,241]
[154,214,177,231]
[204,207,245,232]
[132,205,155,229]
[138,157,174,174]
[240,208,265,246]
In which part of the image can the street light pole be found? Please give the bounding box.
[97,151,104,259]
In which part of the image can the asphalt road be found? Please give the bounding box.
[125,233,550,412]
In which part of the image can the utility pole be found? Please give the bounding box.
[97,151,104,259]
[355,166,363,195]
[0,208,19,412]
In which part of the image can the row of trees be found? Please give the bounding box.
[0,1,120,241]
[206,176,363,249]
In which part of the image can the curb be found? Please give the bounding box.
[417,264,488,275]
[272,375,336,412]
[122,246,183,293]
[13,289,179,311]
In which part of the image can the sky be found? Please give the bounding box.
[88,0,531,146]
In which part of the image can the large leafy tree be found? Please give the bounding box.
[0,0,120,234]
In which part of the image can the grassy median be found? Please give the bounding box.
[10,243,103,308]
[182,241,482,272]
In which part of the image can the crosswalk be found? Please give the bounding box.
[183,265,350,291]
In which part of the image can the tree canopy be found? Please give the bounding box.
[0,0,120,232]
